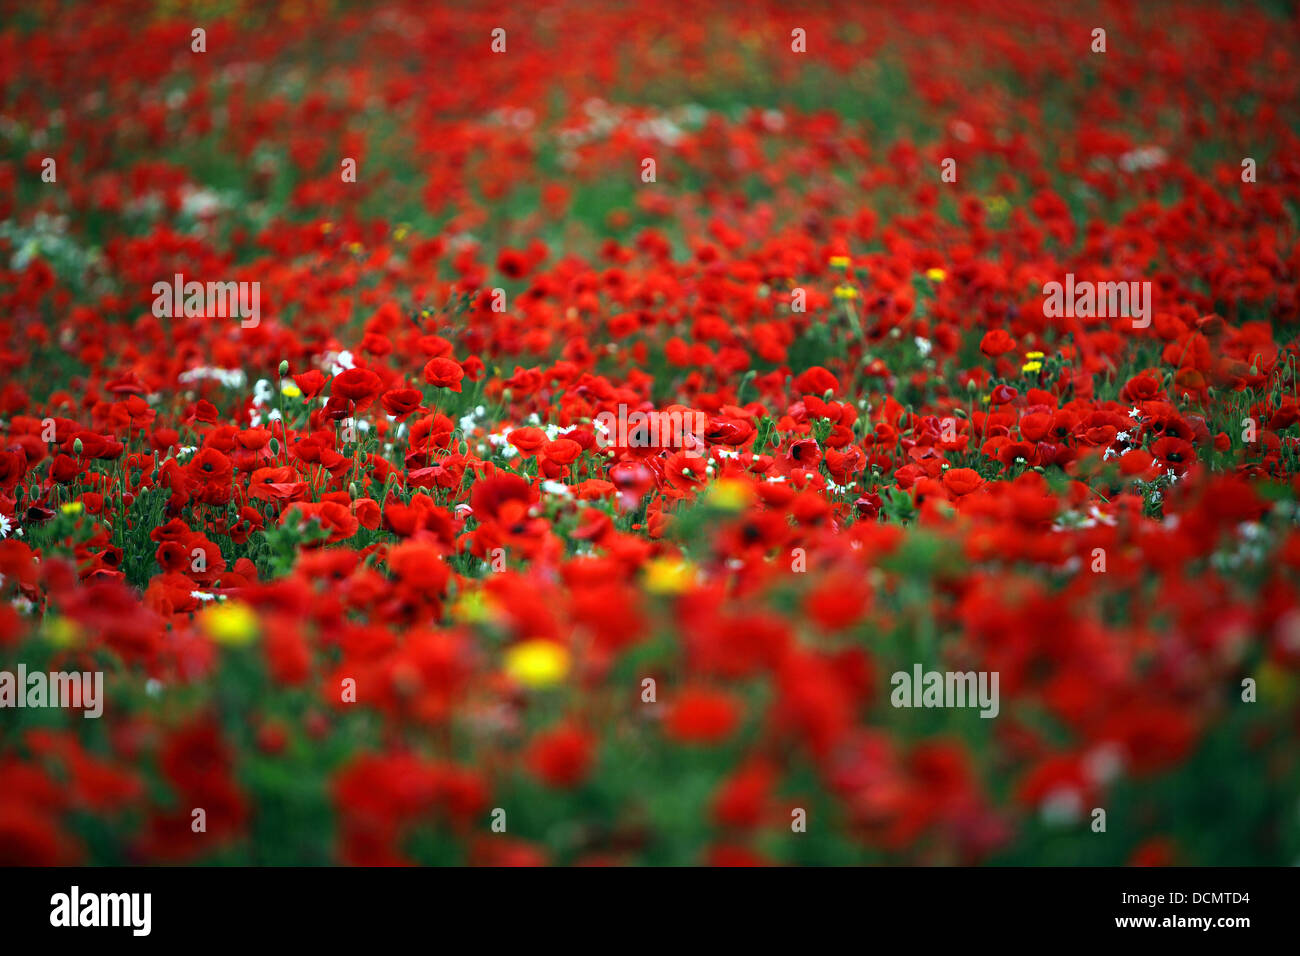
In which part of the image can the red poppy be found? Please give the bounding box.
[331,368,385,412]
[423,358,464,392]
[527,724,594,789]
[980,329,1016,357]
[942,467,985,497]
[381,388,424,420]
[666,689,741,744]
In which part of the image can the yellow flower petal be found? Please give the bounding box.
[704,479,753,513]
[199,602,260,647]
[44,616,83,648]
[504,639,570,688]
[644,557,697,595]
[451,589,498,625]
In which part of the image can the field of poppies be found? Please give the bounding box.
[1,0,1299,867]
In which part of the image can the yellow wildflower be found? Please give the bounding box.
[199,602,260,647]
[645,557,697,595]
[451,589,497,626]
[504,639,570,688]
[44,616,82,648]
[704,479,754,513]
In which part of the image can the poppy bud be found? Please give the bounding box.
[348,482,358,498]
[278,360,289,377]
[269,437,280,455]
[73,438,83,455]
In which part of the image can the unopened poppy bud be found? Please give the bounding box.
[502,388,513,404]
[348,482,358,498]
[278,360,289,377]
[269,437,280,455]
[72,438,83,455]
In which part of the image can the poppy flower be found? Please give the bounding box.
[285,501,360,544]
[666,689,741,744]
[332,368,385,412]
[542,438,582,465]
[423,358,464,392]
[293,370,329,399]
[0,2,1294,869]
[527,724,594,789]
[980,329,1016,357]
[506,427,547,456]
[381,388,424,420]
[792,366,840,395]
[942,467,985,497]
[1150,436,1194,473]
